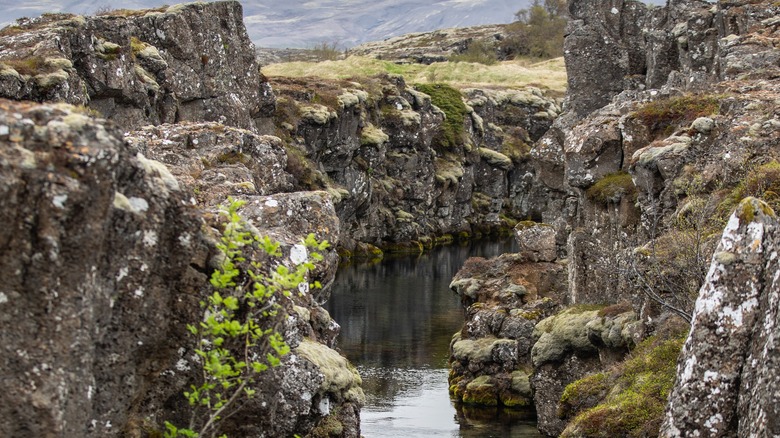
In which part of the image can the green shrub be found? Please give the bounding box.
[164,198,328,438]
[414,83,468,149]
[633,94,720,138]
[449,40,498,65]
[586,172,636,205]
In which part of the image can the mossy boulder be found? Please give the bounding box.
[296,338,365,404]
[532,306,605,366]
[462,375,499,406]
[451,336,518,365]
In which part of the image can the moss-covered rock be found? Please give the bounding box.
[585,171,637,205]
[463,375,499,406]
[414,83,468,149]
[559,334,686,438]
[451,337,517,364]
[296,338,365,404]
[532,306,605,366]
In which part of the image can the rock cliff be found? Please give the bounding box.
[661,198,780,437]
[449,0,780,435]
[266,75,561,257]
[0,3,361,437]
[0,2,271,132]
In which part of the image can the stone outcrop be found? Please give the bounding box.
[661,198,780,437]
[0,2,271,132]
[0,2,365,436]
[450,0,780,435]
[268,76,561,256]
[348,24,513,64]
[0,99,206,438]
[0,95,361,437]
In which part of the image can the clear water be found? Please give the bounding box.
[325,240,543,438]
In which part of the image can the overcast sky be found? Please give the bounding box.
[0,0,668,49]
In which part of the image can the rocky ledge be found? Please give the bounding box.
[448,0,780,436]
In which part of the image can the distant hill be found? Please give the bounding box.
[0,0,524,48]
[0,0,665,49]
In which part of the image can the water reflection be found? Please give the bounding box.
[326,239,542,437]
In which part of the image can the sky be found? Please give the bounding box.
[0,0,667,49]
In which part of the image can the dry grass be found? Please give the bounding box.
[262,55,567,94]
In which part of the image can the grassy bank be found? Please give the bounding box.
[262,55,567,94]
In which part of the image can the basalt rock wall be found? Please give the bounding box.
[268,76,562,256]
[0,1,272,132]
[452,0,780,435]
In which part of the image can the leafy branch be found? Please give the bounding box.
[165,197,329,438]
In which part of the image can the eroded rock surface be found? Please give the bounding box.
[661,198,780,437]
[0,98,359,436]
[0,2,269,131]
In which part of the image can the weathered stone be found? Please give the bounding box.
[514,222,557,262]
[0,2,267,132]
[0,99,204,437]
[661,198,780,437]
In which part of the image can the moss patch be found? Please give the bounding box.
[559,333,687,438]
[718,160,780,218]
[414,83,467,149]
[633,94,720,138]
[586,172,637,205]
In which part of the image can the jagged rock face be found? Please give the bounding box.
[0,97,359,436]
[0,99,206,437]
[270,75,561,253]
[564,0,648,118]
[661,198,780,437]
[0,2,269,132]
[447,223,568,412]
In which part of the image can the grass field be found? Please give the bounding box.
[262,56,567,94]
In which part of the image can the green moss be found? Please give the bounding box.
[462,375,499,406]
[215,151,249,165]
[382,241,424,255]
[360,124,389,146]
[560,335,686,438]
[434,157,465,186]
[736,197,776,223]
[502,135,532,163]
[284,143,326,190]
[633,94,720,138]
[559,372,609,418]
[478,147,513,170]
[1,57,52,76]
[414,83,468,149]
[586,172,636,205]
[130,36,148,56]
[718,160,780,219]
[309,411,344,437]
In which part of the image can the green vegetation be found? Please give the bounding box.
[559,333,687,437]
[718,160,780,218]
[414,83,468,149]
[449,40,498,65]
[586,172,637,205]
[0,56,55,76]
[503,0,568,59]
[165,198,328,438]
[262,56,567,93]
[633,94,721,138]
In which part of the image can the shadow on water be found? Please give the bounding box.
[325,239,543,437]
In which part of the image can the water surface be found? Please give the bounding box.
[326,240,543,437]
